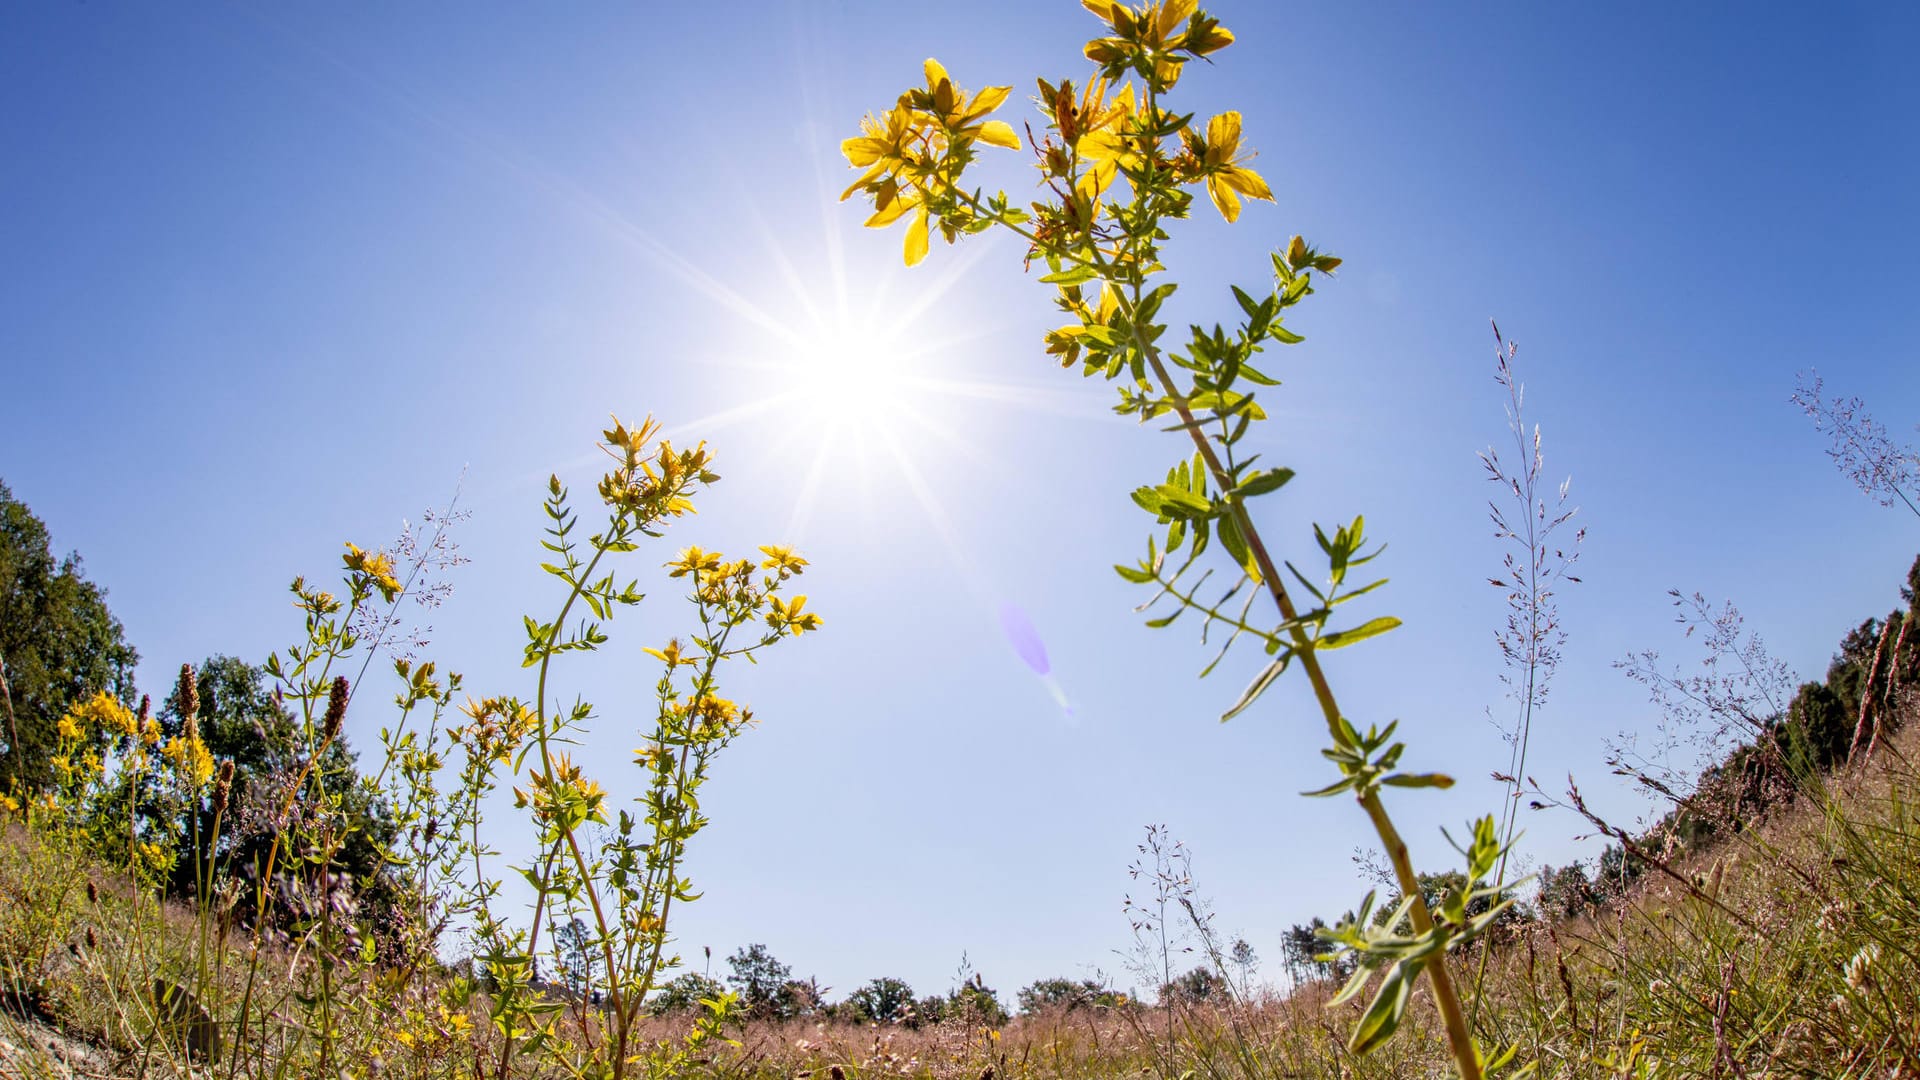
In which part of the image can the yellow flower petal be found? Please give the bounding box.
[1222,166,1273,203]
[977,120,1020,150]
[1208,110,1243,153]
[924,58,949,89]
[1208,177,1242,223]
[1158,0,1198,40]
[904,207,930,266]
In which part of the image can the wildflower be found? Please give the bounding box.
[1081,0,1233,88]
[1065,78,1140,201]
[1179,112,1273,223]
[175,663,199,725]
[767,594,823,636]
[668,546,724,579]
[912,59,1018,149]
[50,755,72,778]
[56,715,81,741]
[323,675,350,742]
[0,794,17,814]
[163,736,216,787]
[842,104,925,201]
[685,694,740,733]
[643,638,699,668]
[343,542,402,601]
[140,717,162,747]
[758,545,809,577]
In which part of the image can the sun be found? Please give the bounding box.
[784,319,916,435]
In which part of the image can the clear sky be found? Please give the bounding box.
[4,2,1918,1001]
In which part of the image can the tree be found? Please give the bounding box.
[1016,977,1118,1014]
[846,977,917,1023]
[556,917,596,997]
[1158,966,1223,1005]
[0,480,138,792]
[726,944,791,1016]
[648,972,725,1016]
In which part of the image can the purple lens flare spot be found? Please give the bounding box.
[998,602,1051,677]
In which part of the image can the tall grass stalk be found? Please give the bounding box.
[1473,320,1582,1018]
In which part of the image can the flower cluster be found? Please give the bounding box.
[598,414,716,521]
[843,0,1273,276]
[343,542,403,602]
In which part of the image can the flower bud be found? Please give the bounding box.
[323,676,350,742]
[175,664,199,726]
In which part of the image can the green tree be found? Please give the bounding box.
[725,944,791,1016]
[160,656,395,910]
[0,480,138,793]
[1016,977,1117,1014]
[647,972,725,1016]
[846,977,917,1023]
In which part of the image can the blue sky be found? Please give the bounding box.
[4,1,1918,1000]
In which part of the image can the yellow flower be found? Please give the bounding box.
[1081,1,1233,88]
[56,715,81,741]
[1069,79,1140,201]
[0,794,18,814]
[685,693,739,731]
[343,542,402,602]
[50,755,72,778]
[767,595,823,636]
[841,104,925,201]
[140,718,162,747]
[643,638,699,668]
[160,736,215,787]
[912,59,1019,150]
[758,545,809,577]
[1180,111,1274,223]
[668,546,723,579]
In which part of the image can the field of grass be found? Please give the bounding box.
[2,698,1915,1078]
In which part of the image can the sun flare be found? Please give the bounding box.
[784,320,915,434]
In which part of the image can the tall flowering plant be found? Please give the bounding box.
[841,3,1518,1073]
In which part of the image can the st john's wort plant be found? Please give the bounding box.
[839,3,1517,1073]
[465,416,820,1080]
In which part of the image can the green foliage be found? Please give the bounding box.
[848,976,919,1023]
[0,479,138,794]
[1016,976,1119,1015]
[726,943,792,1015]
[648,971,726,1016]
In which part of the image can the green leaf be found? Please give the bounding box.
[1221,655,1289,722]
[1269,323,1305,345]
[1382,772,1455,790]
[1231,468,1295,498]
[1039,265,1100,286]
[1319,616,1402,650]
[1114,563,1155,584]
[1301,776,1359,798]
[1348,960,1421,1055]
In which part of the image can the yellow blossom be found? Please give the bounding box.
[140,718,162,747]
[1069,79,1140,200]
[912,59,1019,149]
[643,638,699,668]
[1180,111,1273,223]
[668,546,723,579]
[758,545,809,577]
[343,542,402,601]
[57,715,81,741]
[767,594,823,636]
[0,794,18,814]
[163,736,216,787]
